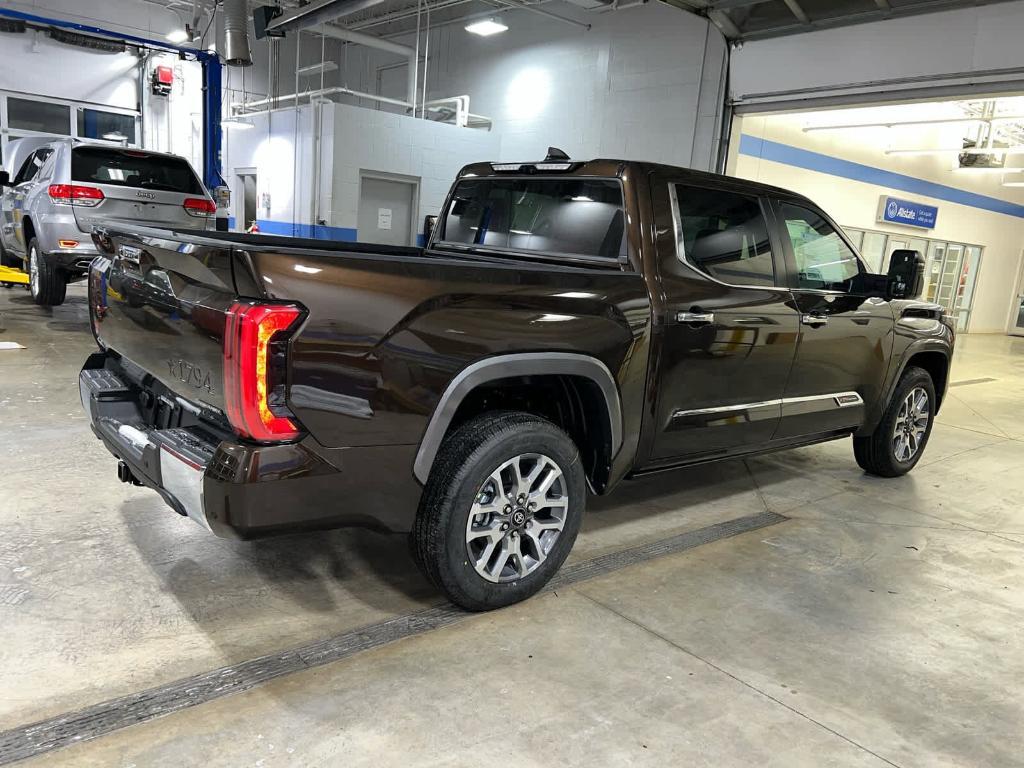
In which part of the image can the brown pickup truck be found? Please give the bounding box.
[80,151,954,610]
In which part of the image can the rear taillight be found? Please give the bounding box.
[183,198,217,218]
[48,184,104,207]
[223,303,304,442]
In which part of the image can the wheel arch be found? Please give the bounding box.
[413,353,623,493]
[21,216,36,253]
[905,349,950,410]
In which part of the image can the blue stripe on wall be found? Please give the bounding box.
[738,134,1024,220]
[222,219,425,244]
[255,219,358,241]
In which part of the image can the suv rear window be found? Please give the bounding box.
[438,178,626,261]
[72,147,204,195]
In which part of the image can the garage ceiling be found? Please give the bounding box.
[667,0,1024,41]
[151,0,1024,44]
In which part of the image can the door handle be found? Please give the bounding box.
[801,313,829,327]
[677,311,715,325]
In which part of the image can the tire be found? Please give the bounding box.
[854,366,936,477]
[28,238,67,307]
[412,411,586,611]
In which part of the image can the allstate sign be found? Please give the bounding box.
[878,196,938,229]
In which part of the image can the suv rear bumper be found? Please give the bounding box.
[37,211,99,273]
[80,354,422,537]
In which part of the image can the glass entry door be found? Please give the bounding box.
[1010,252,1024,337]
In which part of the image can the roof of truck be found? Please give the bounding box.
[455,157,817,206]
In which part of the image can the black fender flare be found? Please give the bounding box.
[412,352,623,484]
[859,337,951,436]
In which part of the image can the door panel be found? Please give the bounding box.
[1009,252,1024,338]
[648,181,800,462]
[773,200,894,438]
[358,176,416,247]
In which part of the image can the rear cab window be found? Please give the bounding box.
[672,184,778,288]
[72,147,204,195]
[437,177,627,263]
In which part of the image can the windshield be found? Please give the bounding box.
[438,177,626,261]
[72,147,205,195]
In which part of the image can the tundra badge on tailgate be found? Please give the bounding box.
[167,359,215,395]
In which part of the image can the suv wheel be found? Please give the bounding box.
[854,366,936,477]
[28,238,67,307]
[412,412,585,611]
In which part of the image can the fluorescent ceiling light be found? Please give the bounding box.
[887,146,1024,156]
[166,29,189,44]
[297,61,339,77]
[465,19,508,36]
[1002,181,1024,187]
[222,116,255,130]
[952,166,1024,174]
[102,132,127,141]
[570,195,593,202]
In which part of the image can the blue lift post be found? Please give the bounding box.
[0,8,227,203]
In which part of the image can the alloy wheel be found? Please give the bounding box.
[892,386,930,462]
[465,453,569,583]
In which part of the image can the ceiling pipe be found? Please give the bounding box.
[317,23,418,108]
[266,0,393,33]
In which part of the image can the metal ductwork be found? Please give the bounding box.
[223,0,253,66]
[266,0,393,34]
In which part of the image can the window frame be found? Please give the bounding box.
[433,174,633,269]
[668,181,788,291]
[769,197,870,295]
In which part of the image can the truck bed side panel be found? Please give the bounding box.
[244,246,651,451]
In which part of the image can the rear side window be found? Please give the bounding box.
[674,185,776,287]
[14,148,53,185]
[779,202,862,291]
[72,148,204,195]
[439,178,626,261]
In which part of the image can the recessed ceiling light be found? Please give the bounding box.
[222,116,255,130]
[166,29,189,44]
[465,19,508,36]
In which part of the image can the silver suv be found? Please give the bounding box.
[0,138,215,306]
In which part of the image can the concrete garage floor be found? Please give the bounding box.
[2,283,1023,767]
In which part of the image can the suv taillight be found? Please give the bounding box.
[49,184,104,207]
[183,198,216,217]
[223,303,304,442]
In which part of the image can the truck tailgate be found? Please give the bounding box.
[88,228,240,413]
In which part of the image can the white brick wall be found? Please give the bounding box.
[342,2,728,171]
[329,102,501,233]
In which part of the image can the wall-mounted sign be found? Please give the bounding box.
[878,196,938,229]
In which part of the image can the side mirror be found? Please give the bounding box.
[887,249,925,300]
[423,214,438,246]
[0,171,10,187]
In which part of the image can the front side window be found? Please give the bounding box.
[439,178,626,261]
[674,185,776,287]
[780,202,863,291]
